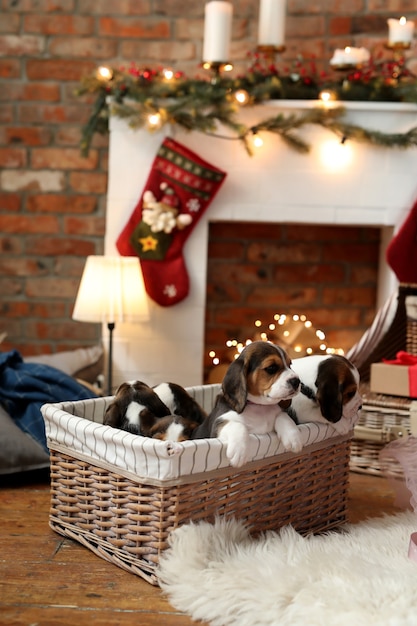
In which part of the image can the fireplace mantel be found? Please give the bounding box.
[105,101,417,389]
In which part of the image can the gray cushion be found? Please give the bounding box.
[0,405,49,475]
[1,345,103,474]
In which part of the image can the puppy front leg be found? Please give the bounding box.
[217,416,250,468]
[275,413,303,453]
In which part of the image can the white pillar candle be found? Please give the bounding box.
[387,16,415,45]
[330,46,370,66]
[203,1,233,63]
[258,0,287,47]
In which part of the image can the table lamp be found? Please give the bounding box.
[73,255,149,395]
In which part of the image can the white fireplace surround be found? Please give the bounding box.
[105,101,417,390]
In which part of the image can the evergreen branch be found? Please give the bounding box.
[76,62,417,157]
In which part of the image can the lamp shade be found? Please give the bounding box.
[73,256,149,324]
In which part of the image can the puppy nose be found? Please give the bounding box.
[288,377,300,391]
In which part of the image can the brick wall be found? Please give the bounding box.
[0,1,416,357]
[204,221,380,381]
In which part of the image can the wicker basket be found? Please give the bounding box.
[349,287,417,477]
[351,386,417,477]
[42,384,351,585]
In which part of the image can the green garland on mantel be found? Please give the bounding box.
[77,56,417,157]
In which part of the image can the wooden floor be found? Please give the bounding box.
[0,468,403,626]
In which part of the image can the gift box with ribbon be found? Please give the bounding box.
[370,351,417,398]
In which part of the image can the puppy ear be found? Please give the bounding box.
[103,403,122,428]
[222,356,247,413]
[315,376,343,423]
[278,399,292,410]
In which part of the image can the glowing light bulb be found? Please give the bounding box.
[96,66,113,81]
[234,89,249,105]
[255,320,262,327]
[213,357,219,365]
[320,90,331,102]
[162,68,174,80]
[147,112,162,129]
[209,350,216,358]
[253,134,263,148]
[319,138,353,171]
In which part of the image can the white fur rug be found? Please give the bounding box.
[158,511,417,626]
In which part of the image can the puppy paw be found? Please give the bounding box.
[275,414,303,453]
[218,420,250,468]
[280,429,303,453]
[166,441,182,456]
[226,440,250,468]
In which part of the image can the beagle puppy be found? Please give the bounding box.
[148,414,201,442]
[288,354,362,434]
[152,382,207,429]
[104,380,205,443]
[103,380,171,436]
[193,341,302,468]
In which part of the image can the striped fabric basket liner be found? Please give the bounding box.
[42,384,351,585]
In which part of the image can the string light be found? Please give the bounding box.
[319,138,353,171]
[96,66,113,81]
[252,133,263,148]
[147,112,163,129]
[208,312,344,373]
[319,90,332,103]
[162,68,174,80]
[234,89,250,105]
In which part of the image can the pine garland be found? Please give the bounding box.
[76,58,417,157]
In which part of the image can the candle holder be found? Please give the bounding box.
[385,41,411,60]
[202,60,233,84]
[331,62,360,72]
[256,44,286,65]
[385,42,411,80]
[330,64,359,92]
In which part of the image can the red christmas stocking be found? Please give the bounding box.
[116,137,226,306]
[386,198,417,284]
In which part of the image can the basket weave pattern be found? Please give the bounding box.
[351,291,417,477]
[49,437,350,585]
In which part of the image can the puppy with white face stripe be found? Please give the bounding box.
[193,341,302,467]
[103,380,171,436]
[288,354,362,434]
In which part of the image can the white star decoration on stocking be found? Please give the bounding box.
[163,284,177,298]
[186,197,201,212]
